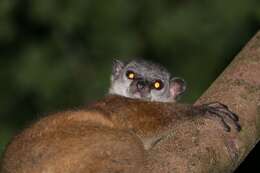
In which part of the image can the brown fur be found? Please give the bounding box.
[0,95,197,173]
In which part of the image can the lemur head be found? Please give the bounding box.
[109,59,186,102]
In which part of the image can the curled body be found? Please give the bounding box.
[0,95,240,173]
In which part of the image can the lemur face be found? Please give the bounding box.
[109,59,186,102]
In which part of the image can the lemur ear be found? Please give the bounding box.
[112,59,125,76]
[169,77,186,99]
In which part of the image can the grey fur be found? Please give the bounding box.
[109,59,186,102]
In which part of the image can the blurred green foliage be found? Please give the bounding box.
[0,0,259,156]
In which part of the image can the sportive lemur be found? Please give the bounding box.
[0,59,241,173]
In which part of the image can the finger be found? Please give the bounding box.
[205,102,228,109]
[213,108,239,122]
[207,109,231,132]
[209,109,240,132]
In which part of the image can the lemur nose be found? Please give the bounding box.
[136,80,146,90]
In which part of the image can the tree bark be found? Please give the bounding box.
[144,31,260,172]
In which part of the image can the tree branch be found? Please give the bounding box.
[144,31,260,172]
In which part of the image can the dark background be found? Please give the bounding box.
[0,0,259,172]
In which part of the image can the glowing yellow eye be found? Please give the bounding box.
[153,80,164,90]
[154,82,161,88]
[128,73,135,79]
[126,71,135,79]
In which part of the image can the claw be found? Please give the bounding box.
[202,102,241,132]
[221,118,231,132]
[235,123,242,131]
[231,112,239,121]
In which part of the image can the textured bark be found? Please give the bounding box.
[144,31,260,172]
